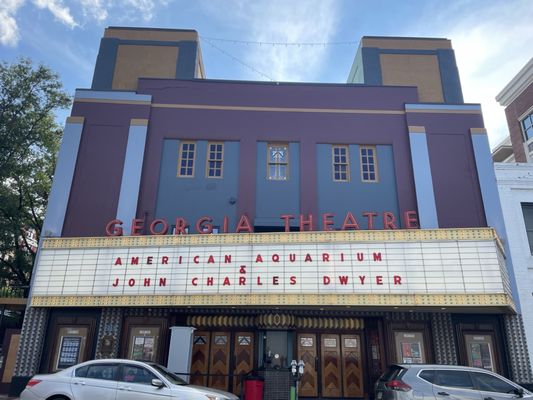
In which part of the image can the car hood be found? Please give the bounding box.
[185,384,239,399]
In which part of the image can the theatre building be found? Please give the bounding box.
[9,28,533,398]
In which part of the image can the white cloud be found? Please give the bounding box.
[79,0,108,22]
[412,0,533,149]
[0,0,25,46]
[32,0,77,28]
[121,0,169,22]
[202,0,339,82]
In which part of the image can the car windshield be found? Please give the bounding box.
[148,363,188,386]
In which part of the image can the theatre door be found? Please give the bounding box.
[297,333,364,398]
[190,330,254,395]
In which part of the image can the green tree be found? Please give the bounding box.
[0,59,70,293]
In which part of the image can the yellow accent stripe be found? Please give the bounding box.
[74,98,151,105]
[66,116,85,124]
[470,128,487,135]
[30,293,515,311]
[130,118,149,126]
[408,125,426,134]
[41,228,500,249]
[151,103,406,115]
[406,108,481,115]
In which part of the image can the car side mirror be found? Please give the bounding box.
[514,388,524,398]
[151,379,165,388]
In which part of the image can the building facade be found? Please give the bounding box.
[493,57,533,372]
[9,29,533,398]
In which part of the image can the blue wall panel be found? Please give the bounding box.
[437,49,464,103]
[317,144,400,229]
[255,142,300,227]
[155,139,240,232]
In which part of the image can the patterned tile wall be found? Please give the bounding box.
[431,313,458,364]
[13,307,49,376]
[95,307,123,359]
[504,314,533,383]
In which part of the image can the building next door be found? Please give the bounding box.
[190,330,254,395]
[298,333,364,398]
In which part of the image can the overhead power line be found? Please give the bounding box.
[200,36,359,47]
[201,37,275,81]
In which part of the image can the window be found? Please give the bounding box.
[435,370,474,389]
[332,145,349,181]
[360,146,378,182]
[121,364,157,385]
[85,364,119,381]
[418,370,436,384]
[178,141,196,177]
[207,142,224,178]
[522,112,533,141]
[521,203,533,254]
[75,365,89,377]
[471,372,516,393]
[268,144,288,180]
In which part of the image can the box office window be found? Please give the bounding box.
[521,203,533,253]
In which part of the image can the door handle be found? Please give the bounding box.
[485,397,495,400]
[438,392,450,396]
[73,381,86,385]
[118,386,131,391]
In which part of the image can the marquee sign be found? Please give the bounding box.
[31,231,510,307]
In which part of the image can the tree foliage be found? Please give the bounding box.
[0,59,70,291]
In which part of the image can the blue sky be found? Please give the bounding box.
[1,0,532,148]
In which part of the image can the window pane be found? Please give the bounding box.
[419,370,435,383]
[279,165,287,179]
[87,364,118,381]
[75,366,89,377]
[436,370,474,389]
[121,365,157,385]
[471,372,516,393]
[269,165,277,179]
[522,203,533,253]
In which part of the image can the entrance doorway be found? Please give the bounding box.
[190,330,254,395]
[297,333,364,398]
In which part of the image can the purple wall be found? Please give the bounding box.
[135,79,419,225]
[61,79,489,236]
[62,102,150,237]
[406,112,487,228]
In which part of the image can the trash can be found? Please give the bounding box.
[243,374,264,400]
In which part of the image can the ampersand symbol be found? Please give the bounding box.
[239,265,246,274]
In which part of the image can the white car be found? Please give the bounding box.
[20,359,239,400]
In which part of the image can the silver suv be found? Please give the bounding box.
[375,364,532,400]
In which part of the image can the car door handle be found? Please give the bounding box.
[485,397,495,400]
[438,392,450,396]
[73,381,86,385]
[118,386,131,391]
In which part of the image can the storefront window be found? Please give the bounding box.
[52,326,88,371]
[264,331,288,368]
[127,326,160,362]
[464,334,495,372]
[394,331,426,364]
